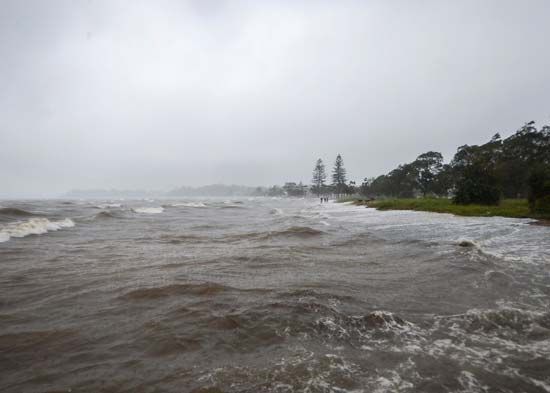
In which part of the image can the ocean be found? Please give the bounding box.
[1,198,549,392]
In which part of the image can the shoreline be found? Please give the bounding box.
[344,198,550,224]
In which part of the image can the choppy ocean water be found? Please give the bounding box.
[1,198,549,392]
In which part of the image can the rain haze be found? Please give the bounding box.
[3,3,550,392]
[1,0,550,196]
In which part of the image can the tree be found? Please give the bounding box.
[528,165,550,214]
[385,163,418,198]
[283,182,307,197]
[355,120,550,203]
[332,154,347,196]
[347,181,357,195]
[432,164,453,197]
[450,136,503,205]
[498,122,550,198]
[359,177,375,197]
[267,185,285,197]
[311,158,327,197]
[453,163,501,205]
[412,151,444,197]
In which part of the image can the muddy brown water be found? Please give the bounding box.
[1,198,549,392]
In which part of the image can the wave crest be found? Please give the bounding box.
[169,202,207,208]
[132,207,164,214]
[94,211,121,220]
[95,203,122,209]
[0,218,75,243]
[275,226,324,238]
[226,226,324,242]
[0,207,36,217]
[451,307,550,336]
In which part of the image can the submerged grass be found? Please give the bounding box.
[342,197,550,220]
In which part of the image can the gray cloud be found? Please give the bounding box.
[1,0,550,197]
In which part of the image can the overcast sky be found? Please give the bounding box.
[1,0,550,197]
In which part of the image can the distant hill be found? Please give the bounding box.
[64,189,164,198]
[166,184,259,197]
[64,184,261,198]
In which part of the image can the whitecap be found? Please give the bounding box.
[133,207,164,214]
[270,208,283,215]
[458,370,487,392]
[171,202,206,208]
[456,238,481,248]
[0,218,75,242]
[96,203,122,209]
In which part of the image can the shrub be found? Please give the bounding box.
[453,165,501,205]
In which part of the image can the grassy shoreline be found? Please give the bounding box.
[342,197,550,221]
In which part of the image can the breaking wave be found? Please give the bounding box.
[442,306,550,338]
[132,207,164,214]
[0,218,75,243]
[457,238,479,248]
[169,202,207,208]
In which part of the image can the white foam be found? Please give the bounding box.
[171,202,206,208]
[458,370,487,392]
[456,238,480,247]
[373,371,414,393]
[96,203,122,209]
[0,218,75,242]
[133,207,164,214]
[529,377,550,392]
[326,199,550,265]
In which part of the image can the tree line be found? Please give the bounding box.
[357,121,550,214]
[310,154,356,198]
[260,121,549,214]
[253,154,354,198]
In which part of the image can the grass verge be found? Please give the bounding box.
[342,197,550,220]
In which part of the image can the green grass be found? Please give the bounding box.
[343,197,550,220]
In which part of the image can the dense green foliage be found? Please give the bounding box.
[528,165,550,214]
[360,122,550,211]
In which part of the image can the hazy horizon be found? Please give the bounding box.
[2,0,550,198]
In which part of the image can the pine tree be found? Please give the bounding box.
[312,158,327,197]
[332,154,347,196]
